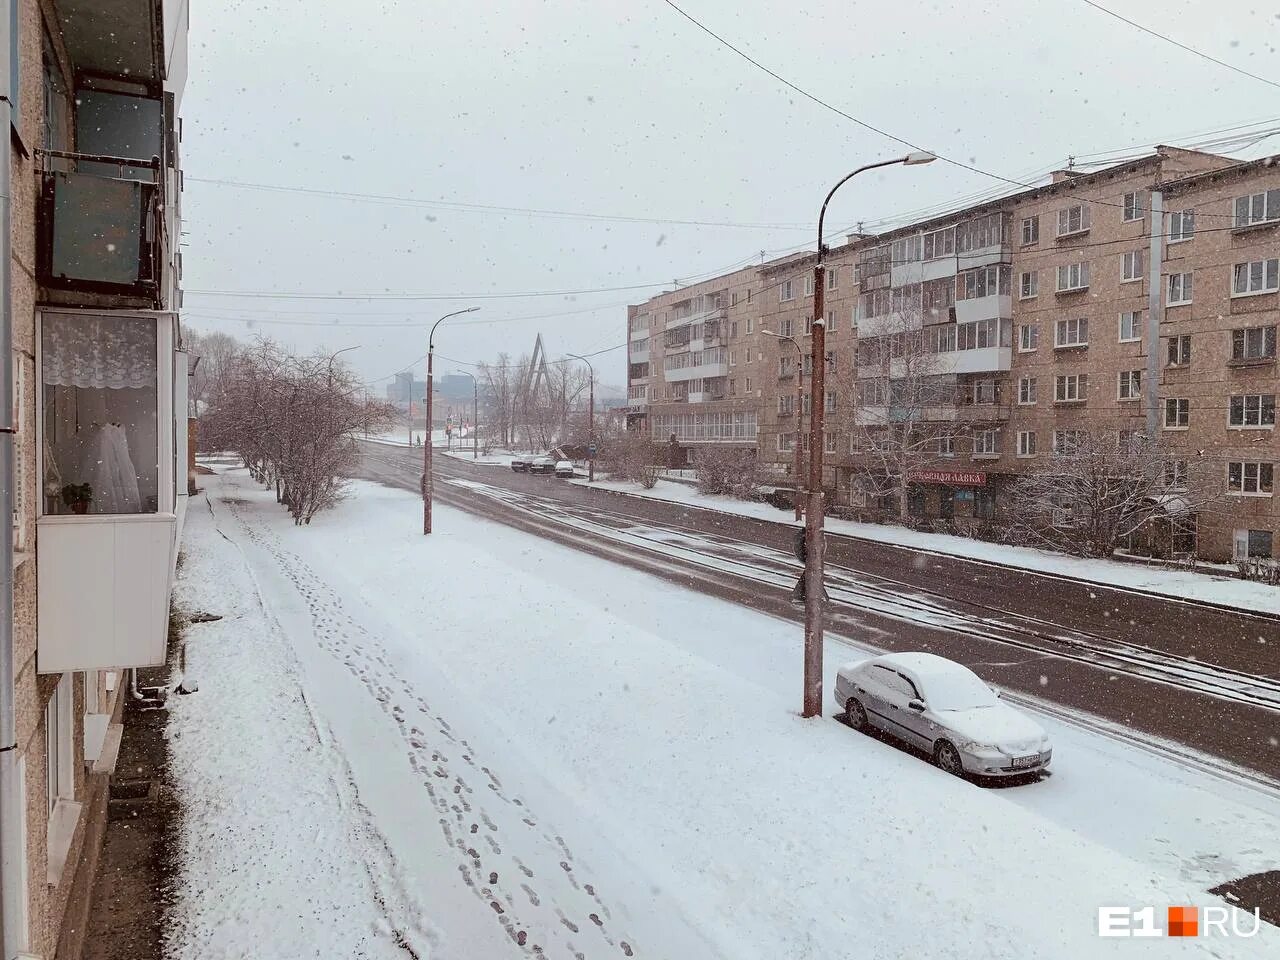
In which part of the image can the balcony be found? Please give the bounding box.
[37,151,169,305]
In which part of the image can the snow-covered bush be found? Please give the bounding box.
[693,447,760,500]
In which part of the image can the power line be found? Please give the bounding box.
[1075,0,1280,92]
[185,176,811,232]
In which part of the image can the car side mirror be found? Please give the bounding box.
[907,699,925,712]
[990,686,1002,699]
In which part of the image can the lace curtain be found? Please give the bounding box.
[42,314,156,389]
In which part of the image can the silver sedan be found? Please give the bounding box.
[834,652,1052,779]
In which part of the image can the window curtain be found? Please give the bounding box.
[42,314,155,389]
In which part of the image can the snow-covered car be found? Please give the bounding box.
[834,652,1051,780]
[529,456,556,475]
[554,460,575,478]
[510,456,531,472]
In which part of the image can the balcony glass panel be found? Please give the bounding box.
[46,171,153,288]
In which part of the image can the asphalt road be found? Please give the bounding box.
[354,441,1280,782]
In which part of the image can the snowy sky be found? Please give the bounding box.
[180,0,1279,390]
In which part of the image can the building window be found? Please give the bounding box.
[803,274,815,297]
[780,280,794,302]
[41,314,162,515]
[824,434,836,454]
[804,316,814,336]
[973,429,999,457]
[1236,529,1274,558]
[1232,326,1277,362]
[779,318,794,338]
[776,433,793,453]
[802,355,813,376]
[826,269,838,290]
[729,320,739,338]
[777,394,793,415]
[1163,460,1188,491]
[1056,262,1089,292]
[1121,250,1144,283]
[923,226,955,261]
[45,674,73,812]
[728,379,736,396]
[1017,376,1037,405]
[1018,324,1039,352]
[1054,317,1088,348]
[1019,271,1038,299]
[1122,191,1143,222]
[1118,311,1142,342]
[957,265,1009,300]
[1117,370,1141,401]
[745,377,752,392]
[1232,259,1280,297]
[1229,394,1276,428]
[1228,461,1273,496]
[1055,374,1087,403]
[1167,334,1191,366]
[825,390,836,414]
[1056,203,1091,237]
[1020,215,1039,246]
[746,317,754,335]
[1169,209,1195,242]
[1168,272,1193,305]
[778,355,792,377]
[826,309,836,328]
[1053,430,1085,456]
[1017,430,1036,457]
[1164,398,1190,429]
[1233,189,1280,228]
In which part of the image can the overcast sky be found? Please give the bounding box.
[180,0,1279,391]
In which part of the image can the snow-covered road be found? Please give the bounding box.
[166,470,1280,959]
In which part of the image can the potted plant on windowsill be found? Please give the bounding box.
[60,483,93,515]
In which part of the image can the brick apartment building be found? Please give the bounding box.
[625,146,1279,562]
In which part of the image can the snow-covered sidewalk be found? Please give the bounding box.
[166,470,1279,959]
[574,477,1280,615]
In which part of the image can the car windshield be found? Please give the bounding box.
[920,670,999,712]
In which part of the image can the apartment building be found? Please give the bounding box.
[626,146,1278,562]
[2,1,190,956]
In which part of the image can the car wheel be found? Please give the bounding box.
[845,697,868,731]
[934,740,965,778]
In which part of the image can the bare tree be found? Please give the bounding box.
[1005,425,1223,558]
[477,352,521,449]
[184,328,240,415]
[694,446,760,499]
[597,419,660,488]
[847,310,961,521]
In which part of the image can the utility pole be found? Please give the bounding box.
[801,151,936,719]
[423,307,479,534]
[762,330,804,520]
[567,353,595,482]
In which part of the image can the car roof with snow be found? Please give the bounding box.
[844,651,966,678]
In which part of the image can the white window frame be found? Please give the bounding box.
[1121,250,1143,283]
[826,269,838,290]
[1056,203,1091,237]
[1231,259,1280,297]
[803,274,815,297]
[1054,317,1088,348]
[1017,376,1036,405]
[1227,461,1273,497]
[1018,323,1039,352]
[972,429,999,458]
[1164,398,1190,430]
[1122,191,1143,222]
[1117,369,1141,401]
[1020,215,1039,246]
[1167,334,1191,366]
[780,280,794,302]
[776,433,794,453]
[1233,189,1280,228]
[1169,209,1195,243]
[1168,272,1193,306]
[1232,326,1276,362]
[1056,262,1089,292]
[45,674,73,811]
[1054,373,1087,403]
[1018,271,1037,300]
[1016,430,1036,458]
[1228,394,1276,429]
[1118,311,1142,343]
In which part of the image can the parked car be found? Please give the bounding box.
[510,456,531,472]
[529,456,556,475]
[555,460,575,478]
[834,652,1051,779]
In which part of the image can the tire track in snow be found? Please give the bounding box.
[220,493,638,959]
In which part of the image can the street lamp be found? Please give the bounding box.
[800,151,936,719]
[761,330,804,521]
[566,353,595,482]
[424,306,480,534]
[454,369,479,460]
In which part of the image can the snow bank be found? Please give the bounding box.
[576,477,1280,615]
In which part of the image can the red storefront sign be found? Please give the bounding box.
[907,470,988,486]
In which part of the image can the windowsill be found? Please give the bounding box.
[1118,337,1142,344]
[972,454,1001,461]
[1122,217,1143,225]
[1228,424,1275,431]
[1017,347,1038,354]
[47,799,83,888]
[1231,220,1279,235]
[1055,399,1086,405]
[1167,237,1193,246]
[1055,287,1089,295]
[1056,228,1090,241]
[1230,289,1279,299]
[1166,362,1190,369]
[1229,492,1274,498]
[1016,401,1037,407]
[1228,357,1276,368]
[1054,343,1088,350]
[1018,294,1038,302]
[1167,300,1192,308]
[1163,426,1189,431]
[1016,453,1036,459]
[1117,397,1139,403]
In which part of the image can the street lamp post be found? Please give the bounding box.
[762,330,805,521]
[801,151,935,719]
[455,369,479,460]
[424,307,480,534]
[566,353,595,482]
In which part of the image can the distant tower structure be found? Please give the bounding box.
[516,333,553,448]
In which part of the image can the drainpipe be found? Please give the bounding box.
[0,2,24,955]
[1145,190,1164,438]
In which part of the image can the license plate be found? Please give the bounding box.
[1011,754,1040,769]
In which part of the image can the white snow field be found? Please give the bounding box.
[165,470,1280,959]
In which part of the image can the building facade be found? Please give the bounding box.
[626,146,1278,562]
[3,1,189,956]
